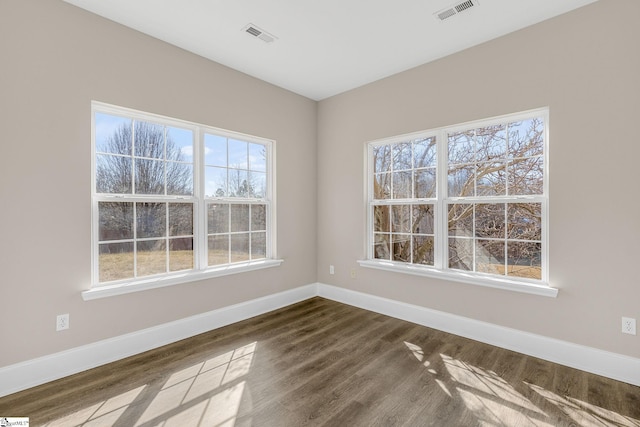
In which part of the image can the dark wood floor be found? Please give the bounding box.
[1,297,639,426]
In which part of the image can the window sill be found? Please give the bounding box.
[82,259,284,301]
[357,259,558,298]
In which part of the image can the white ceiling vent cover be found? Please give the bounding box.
[243,24,277,43]
[435,0,479,21]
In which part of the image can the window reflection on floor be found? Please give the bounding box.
[528,382,640,427]
[44,342,257,427]
[404,341,640,427]
[45,386,146,427]
[441,353,552,426]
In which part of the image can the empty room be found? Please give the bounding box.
[1,0,639,425]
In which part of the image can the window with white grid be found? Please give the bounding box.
[91,102,277,294]
[365,108,550,295]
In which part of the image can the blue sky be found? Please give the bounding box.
[96,112,268,198]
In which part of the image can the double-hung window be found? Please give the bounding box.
[363,108,553,296]
[89,102,278,298]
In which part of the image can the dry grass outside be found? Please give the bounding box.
[208,249,266,266]
[99,250,194,283]
[101,251,538,283]
[476,263,542,280]
[99,250,266,283]
[377,257,541,280]
[207,250,230,267]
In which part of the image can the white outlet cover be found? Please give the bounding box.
[622,317,636,335]
[57,314,70,331]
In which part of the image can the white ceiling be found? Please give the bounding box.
[63,0,597,100]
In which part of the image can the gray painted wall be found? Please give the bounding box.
[1,0,638,370]
[317,0,640,358]
[0,0,317,367]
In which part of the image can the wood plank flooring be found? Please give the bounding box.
[1,297,639,426]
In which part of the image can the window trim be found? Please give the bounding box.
[86,101,280,300]
[82,259,284,300]
[363,108,556,297]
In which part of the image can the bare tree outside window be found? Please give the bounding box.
[96,114,195,282]
[203,133,269,266]
[370,113,545,282]
[91,104,275,288]
[96,120,193,196]
[446,118,544,279]
[372,137,437,266]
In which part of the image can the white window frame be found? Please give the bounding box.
[359,108,556,297]
[84,101,281,300]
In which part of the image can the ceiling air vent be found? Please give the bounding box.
[435,0,479,21]
[243,24,277,43]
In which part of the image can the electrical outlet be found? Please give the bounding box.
[329,265,335,275]
[57,314,69,331]
[350,268,357,279]
[622,317,636,335]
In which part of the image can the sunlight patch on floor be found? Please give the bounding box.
[43,341,257,427]
[151,381,246,427]
[440,353,553,426]
[456,387,554,427]
[441,353,546,416]
[403,342,638,427]
[404,341,425,362]
[403,341,557,426]
[43,385,145,427]
[136,341,256,426]
[435,379,453,397]
[528,382,640,427]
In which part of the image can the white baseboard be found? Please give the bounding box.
[0,284,318,398]
[317,283,640,387]
[2,282,638,398]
